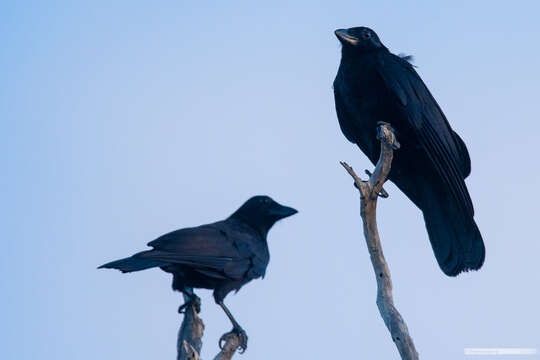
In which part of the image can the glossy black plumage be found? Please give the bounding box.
[99,195,297,350]
[333,27,485,276]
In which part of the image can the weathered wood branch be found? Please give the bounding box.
[177,294,204,360]
[340,123,419,360]
[176,294,240,360]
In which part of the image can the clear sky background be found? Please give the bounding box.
[2,1,540,359]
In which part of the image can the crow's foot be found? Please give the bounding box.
[364,170,389,198]
[219,326,248,354]
[178,294,201,314]
[376,122,400,149]
[376,121,394,131]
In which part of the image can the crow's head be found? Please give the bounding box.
[335,26,386,53]
[230,195,297,235]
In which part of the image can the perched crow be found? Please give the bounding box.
[99,195,297,351]
[333,26,485,276]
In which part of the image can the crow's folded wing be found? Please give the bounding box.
[375,54,473,216]
[137,221,252,280]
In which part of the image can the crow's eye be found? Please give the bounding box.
[362,32,371,40]
[262,198,270,203]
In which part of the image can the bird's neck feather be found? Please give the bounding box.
[229,213,272,240]
[341,46,389,60]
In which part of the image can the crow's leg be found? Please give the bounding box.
[178,287,201,314]
[218,301,248,353]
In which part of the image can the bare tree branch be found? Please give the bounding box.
[177,294,204,360]
[341,123,419,360]
[176,294,240,360]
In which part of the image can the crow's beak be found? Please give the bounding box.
[335,29,358,45]
[270,205,298,219]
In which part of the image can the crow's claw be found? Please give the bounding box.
[177,303,188,314]
[219,327,248,354]
[178,295,201,314]
[364,169,389,198]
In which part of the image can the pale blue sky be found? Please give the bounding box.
[2,1,539,359]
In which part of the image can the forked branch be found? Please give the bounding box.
[340,123,418,360]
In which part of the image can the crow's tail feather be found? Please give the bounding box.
[422,200,485,276]
[98,253,167,273]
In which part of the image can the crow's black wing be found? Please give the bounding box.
[373,54,484,276]
[138,221,253,280]
[375,54,473,216]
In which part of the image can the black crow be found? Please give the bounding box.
[333,26,485,276]
[99,195,297,351]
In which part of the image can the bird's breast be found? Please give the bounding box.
[334,58,395,163]
[338,64,383,109]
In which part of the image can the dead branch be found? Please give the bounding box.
[177,294,204,360]
[176,294,240,360]
[340,123,419,360]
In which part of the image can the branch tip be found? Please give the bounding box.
[340,161,364,187]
